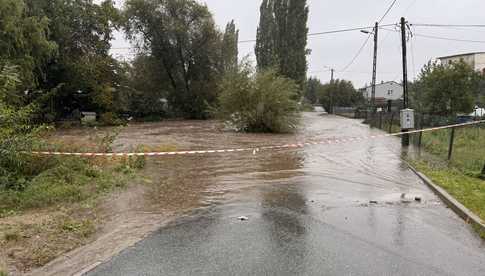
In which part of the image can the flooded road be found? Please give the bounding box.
[89,113,485,276]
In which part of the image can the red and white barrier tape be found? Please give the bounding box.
[30,120,485,157]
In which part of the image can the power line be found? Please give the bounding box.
[380,0,417,45]
[411,23,485,28]
[339,0,399,72]
[413,33,485,44]
[379,0,398,24]
[340,34,372,72]
[409,28,417,80]
[110,24,397,49]
[381,27,485,44]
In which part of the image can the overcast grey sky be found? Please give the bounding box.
[110,0,485,87]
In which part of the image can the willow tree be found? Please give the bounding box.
[0,0,57,103]
[255,0,309,90]
[124,0,223,119]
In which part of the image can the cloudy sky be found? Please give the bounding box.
[110,0,485,87]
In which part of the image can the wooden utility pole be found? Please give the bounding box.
[371,22,378,114]
[401,17,410,146]
[330,68,335,114]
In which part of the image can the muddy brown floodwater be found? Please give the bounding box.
[35,112,485,276]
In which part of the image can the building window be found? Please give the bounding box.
[387,90,393,95]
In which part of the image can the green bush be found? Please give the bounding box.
[218,65,300,133]
[0,65,45,190]
[99,112,125,126]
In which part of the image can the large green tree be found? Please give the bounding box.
[124,0,224,119]
[305,77,321,104]
[0,0,57,102]
[122,54,171,118]
[411,61,479,116]
[24,0,121,120]
[318,79,363,114]
[255,0,309,90]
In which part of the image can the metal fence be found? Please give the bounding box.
[366,111,485,177]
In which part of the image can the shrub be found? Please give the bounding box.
[99,112,124,126]
[0,66,45,190]
[218,64,300,133]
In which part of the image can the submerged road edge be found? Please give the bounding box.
[405,162,485,236]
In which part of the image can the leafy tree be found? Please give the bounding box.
[255,0,309,90]
[318,79,363,114]
[218,62,300,133]
[221,20,239,73]
[305,77,321,104]
[122,54,171,118]
[0,0,57,101]
[411,61,478,116]
[24,0,121,120]
[124,0,223,119]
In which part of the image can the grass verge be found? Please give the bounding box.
[410,159,485,239]
[0,155,142,273]
[419,126,485,177]
[0,127,146,273]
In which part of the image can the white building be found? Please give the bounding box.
[437,52,485,74]
[361,81,404,102]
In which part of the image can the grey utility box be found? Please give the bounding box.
[400,109,415,129]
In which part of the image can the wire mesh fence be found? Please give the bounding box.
[366,111,485,178]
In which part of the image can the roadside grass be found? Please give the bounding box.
[0,211,97,271]
[0,126,147,272]
[419,126,485,177]
[410,126,485,238]
[409,159,485,239]
[0,157,137,214]
[0,155,144,271]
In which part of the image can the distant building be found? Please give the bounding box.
[360,81,404,103]
[437,52,485,75]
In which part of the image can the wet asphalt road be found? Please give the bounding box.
[87,114,485,276]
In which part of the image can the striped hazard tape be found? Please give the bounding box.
[31,120,485,157]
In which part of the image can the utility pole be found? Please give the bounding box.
[400,17,410,146]
[330,68,335,114]
[371,22,378,114]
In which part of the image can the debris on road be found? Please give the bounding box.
[237,216,249,221]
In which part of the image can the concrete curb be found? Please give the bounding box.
[406,162,485,234]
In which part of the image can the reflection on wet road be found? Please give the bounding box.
[89,113,485,276]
